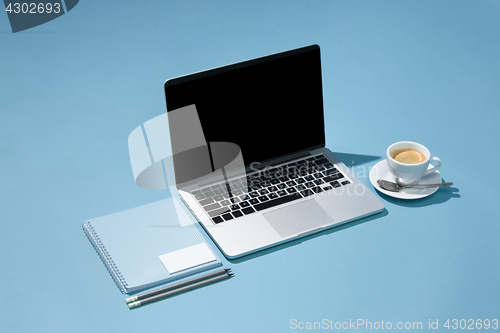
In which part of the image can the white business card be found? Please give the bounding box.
[159,243,217,274]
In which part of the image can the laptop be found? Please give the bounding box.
[164,44,384,259]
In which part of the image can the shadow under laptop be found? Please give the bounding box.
[333,152,382,181]
[333,152,381,168]
[228,208,389,264]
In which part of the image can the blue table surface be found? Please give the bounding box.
[1,1,499,332]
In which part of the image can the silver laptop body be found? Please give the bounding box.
[164,45,384,259]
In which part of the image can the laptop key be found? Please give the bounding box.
[253,192,302,211]
[261,181,271,187]
[300,189,314,197]
[213,188,226,195]
[314,158,330,165]
[233,182,244,189]
[316,165,326,171]
[269,193,279,199]
[204,191,215,197]
[229,197,240,204]
[208,207,231,217]
[311,186,323,193]
[239,194,251,201]
[232,210,243,218]
[330,181,341,188]
[199,198,215,206]
[323,168,338,176]
[277,183,287,190]
[250,183,261,190]
[323,173,344,182]
[297,170,308,177]
[261,174,272,181]
[241,207,256,215]
[258,195,269,202]
[249,198,260,205]
[220,200,231,206]
[204,202,221,211]
[212,216,224,224]
[222,213,233,221]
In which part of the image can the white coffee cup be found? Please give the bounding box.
[386,141,441,186]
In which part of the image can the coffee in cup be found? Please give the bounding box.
[390,148,426,164]
[386,141,441,186]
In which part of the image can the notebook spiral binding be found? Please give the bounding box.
[83,221,128,293]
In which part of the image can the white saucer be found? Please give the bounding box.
[369,159,442,200]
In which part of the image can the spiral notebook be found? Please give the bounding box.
[83,197,222,294]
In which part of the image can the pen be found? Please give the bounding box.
[125,268,231,304]
[127,271,234,309]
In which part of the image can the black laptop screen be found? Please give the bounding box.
[164,45,325,174]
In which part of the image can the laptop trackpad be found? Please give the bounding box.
[263,199,333,238]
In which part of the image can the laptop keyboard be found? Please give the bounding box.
[190,154,351,224]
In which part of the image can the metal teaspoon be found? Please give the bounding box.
[377,179,453,192]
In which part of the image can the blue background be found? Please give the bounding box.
[1,0,499,332]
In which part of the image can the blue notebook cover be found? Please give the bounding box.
[83,198,222,294]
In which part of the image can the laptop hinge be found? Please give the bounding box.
[245,149,314,173]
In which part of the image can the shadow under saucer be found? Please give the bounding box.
[376,179,460,208]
